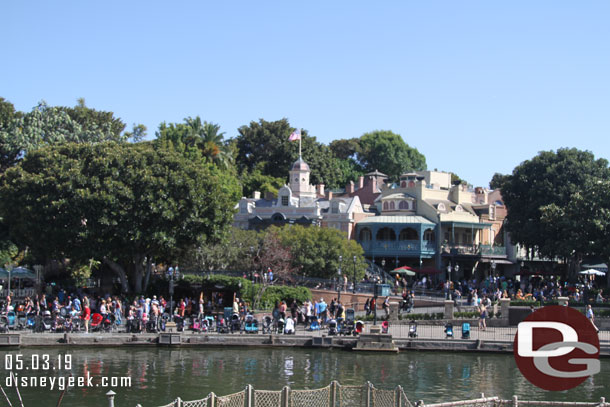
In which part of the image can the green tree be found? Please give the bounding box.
[0,142,240,293]
[502,148,610,276]
[0,100,127,172]
[329,138,361,160]
[357,130,426,181]
[241,166,286,198]
[274,225,366,280]
[489,173,509,190]
[234,119,345,189]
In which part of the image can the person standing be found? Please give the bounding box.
[586,305,599,332]
[478,304,487,331]
[83,302,91,333]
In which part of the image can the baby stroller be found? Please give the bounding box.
[461,322,471,339]
[341,308,355,335]
[174,315,184,332]
[445,323,454,338]
[91,313,105,332]
[262,316,273,334]
[216,316,229,334]
[328,319,338,336]
[276,318,285,334]
[5,311,16,330]
[408,320,418,338]
[308,319,320,331]
[381,320,389,334]
[230,313,242,333]
[26,312,37,330]
[245,314,259,334]
[354,320,364,335]
[205,315,215,329]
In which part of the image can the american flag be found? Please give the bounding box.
[288,129,301,141]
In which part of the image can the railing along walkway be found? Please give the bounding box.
[131,383,609,407]
[417,394,609,407]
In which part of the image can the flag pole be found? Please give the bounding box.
[299,129,302,158]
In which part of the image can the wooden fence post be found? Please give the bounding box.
[282,385,290,407]
[330,380,337,407]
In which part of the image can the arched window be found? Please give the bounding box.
[376,227,396,241]
[383,202,389,211]
[389,201,395,210]
[399,228,418,241]
[359,228,372,242]
[401,181,407,188]
[399,201,409,210]
[423,228,435,242]
[455,205,464,212]
[408,181,415,188]
[437,203,446,211]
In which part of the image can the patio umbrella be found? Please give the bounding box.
[9,266,37,279]
[392,266,416,277]
[579,269,606,276]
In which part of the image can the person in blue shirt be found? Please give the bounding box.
[318,298,327,327]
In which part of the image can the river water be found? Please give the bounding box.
[1,347,608,407]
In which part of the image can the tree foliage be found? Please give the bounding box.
[0,142,240,293]
[502,148,610,273]
[357,130,426,181]
[274,225,366,280]
[0,99,127,172]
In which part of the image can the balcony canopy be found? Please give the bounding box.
[357,215,436,227]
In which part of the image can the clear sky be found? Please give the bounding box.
[3,1,609,188]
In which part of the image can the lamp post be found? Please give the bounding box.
[491,260,497,290]
[6,264,12,297]
[447,262,459,300]
[167,266,180,319]
[352,256,357,294]
[337,255,343,302]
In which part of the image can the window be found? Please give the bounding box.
[281,196,289,206]
[437,203,446,211]
[332,203,339,214]
[383,202,389,211]
[389,201,395,210]
[359,228,372,241]
[455,205,463,212]
[401,181,407,188]
[408,181,415,188]
[399,201,409,210]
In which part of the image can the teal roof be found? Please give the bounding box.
[357,215,435,225]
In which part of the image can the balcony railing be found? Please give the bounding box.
[441,244,506,256]
[359,240,436,254]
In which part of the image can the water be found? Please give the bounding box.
[1,347,608,407]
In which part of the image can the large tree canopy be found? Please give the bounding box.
[234,118,347,189]
[0,99,128,172]
[0,142,240,293]
[502,148,610,273]
[356,130,426,181]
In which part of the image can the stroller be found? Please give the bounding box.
[230,313,242,333]
[328,319,338,336]
[244,314,259,334]
[276,318,285,334]
[174,315,184,332]
[408,320,418,338]
[26,312,37,330]
[354,320,364,335]
[216,316,229,334]
[262,316,273,334]
[341,308,355,336]
[381,320,389,334]
[445,323,454,338]
[308,318,320,331]
[461,322,471,339]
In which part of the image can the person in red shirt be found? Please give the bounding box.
[83,304,91,333]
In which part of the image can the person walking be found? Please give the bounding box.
[586,304,599,332]
[478,304,487,331]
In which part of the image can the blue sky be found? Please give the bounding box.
[3,1,609,188]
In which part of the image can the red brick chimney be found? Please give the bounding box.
[346,180,355,194]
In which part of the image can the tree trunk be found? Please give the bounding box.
[133,254,145,294]
[143,258,153,293]
[103,258,129,293]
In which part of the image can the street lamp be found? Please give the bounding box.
[337,255,343,302]
[352,256,357,294]
[491,260,497,289]
[447,262,459,300]
[166,266,180,319]
[5,264,12,297]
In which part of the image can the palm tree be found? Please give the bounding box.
[184,116,233,169]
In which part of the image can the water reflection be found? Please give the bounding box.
[0,347,607,407]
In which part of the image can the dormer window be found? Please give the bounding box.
[437,203,446,211]
[281,196,289,206]
[455,205,463,212]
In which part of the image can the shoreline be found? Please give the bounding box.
[3,331,609,357]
